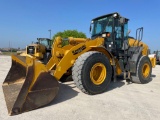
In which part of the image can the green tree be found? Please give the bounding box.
[52,30,86,40]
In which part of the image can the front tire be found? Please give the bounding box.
[72,51,112,95]
[43,52,51,64]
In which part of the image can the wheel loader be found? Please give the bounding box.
[19,38,52,63]
[2,12,154,115]
[153,50,160,64]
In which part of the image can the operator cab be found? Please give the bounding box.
[90,12,129,55]
[37,38,52,51]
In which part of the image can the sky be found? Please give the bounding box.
[0,0,160,51]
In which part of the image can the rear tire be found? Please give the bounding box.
[131,56,152,84]
[72,51,112,95]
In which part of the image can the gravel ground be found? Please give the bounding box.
[0,55,160,120]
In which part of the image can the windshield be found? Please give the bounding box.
[91,16,113,37]
[39,39,48,47]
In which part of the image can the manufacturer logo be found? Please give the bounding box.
[72,45,86,55]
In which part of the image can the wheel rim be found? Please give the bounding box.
[142,63,150,78]
[90,63,106,85]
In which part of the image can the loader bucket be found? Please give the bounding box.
[2,55,59,115]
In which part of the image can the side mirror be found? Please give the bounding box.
[90,21,94,33]
[120,17,125,24]
[89,24,92,32]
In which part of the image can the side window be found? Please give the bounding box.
[106,26,112,33]
[115,26,122,39]
[124,23,128,38]
[114,19,122,39]
[105,19,113,33]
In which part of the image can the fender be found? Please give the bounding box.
[90,46,122,75]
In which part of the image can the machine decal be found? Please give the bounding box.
[72,45,86,55]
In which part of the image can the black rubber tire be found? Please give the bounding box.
[72,51,112,95]
[43,52,51,64]
[131,56,152,84]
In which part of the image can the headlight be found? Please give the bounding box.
[102,33,110,38]
[102,33,106,37]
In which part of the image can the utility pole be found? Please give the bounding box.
[11,42,12,53]
[48,29,51,39]
[9,41,10,51]
[9,41,12,53]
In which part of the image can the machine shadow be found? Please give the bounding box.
[48,75,127,106]
[151,74,156,78]
[47,76,126,108]
[147,74,156,83]
[48,82,79,106]
[108,75,126,91]
[45,73,155,108]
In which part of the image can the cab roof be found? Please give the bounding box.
[92,12,129,21]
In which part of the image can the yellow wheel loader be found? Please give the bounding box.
[19,38,52,63]
[2,12,154,115]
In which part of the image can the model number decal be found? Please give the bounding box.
[72,45,86,55]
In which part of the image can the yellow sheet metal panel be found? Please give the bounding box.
[149,57,156,68]
[128,38,149,56]
[11,55,27,67]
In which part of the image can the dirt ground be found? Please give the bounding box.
[0,55,160,120]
